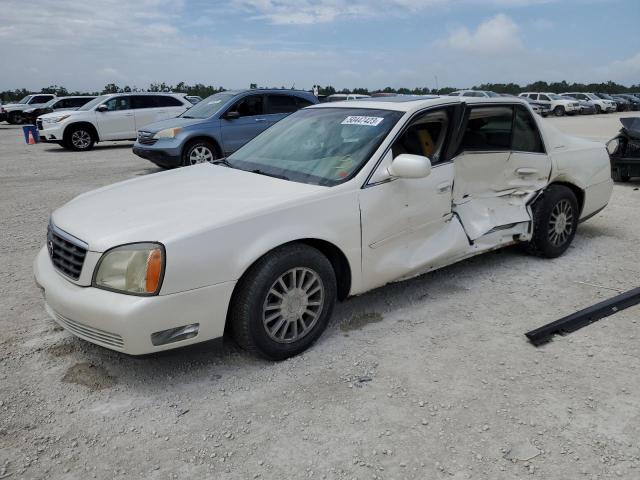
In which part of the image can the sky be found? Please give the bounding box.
[0,0,639,92]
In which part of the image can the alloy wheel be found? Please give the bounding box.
[262,267,325,344]
[188,146,214,165]
[71,130,91,149]
[548,199,574,247]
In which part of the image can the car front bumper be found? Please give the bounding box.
[34,246,235,355]
[610,156,640,178]
[37,122,66,142]
[133,142,183,168]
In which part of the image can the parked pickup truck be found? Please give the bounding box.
[1,94,56,124]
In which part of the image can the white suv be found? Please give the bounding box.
[518,92,580,116]
[561,92,617,114]
[37,93,191,151]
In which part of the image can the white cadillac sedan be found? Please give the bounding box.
[34,96,613,360]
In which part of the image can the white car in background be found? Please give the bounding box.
[34,96,613,360]
[37,93,192,151]
[519,92,580,116]
[561,92,617,114]
[448,90,500,98]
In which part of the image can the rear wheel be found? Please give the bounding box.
[229,244,337,360]
[182,140,218,166]
[64,126,95,151]
[7,111,23,124]
[553,106,566,117]
[525,185,579,258]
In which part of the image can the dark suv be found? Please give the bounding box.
[133,89,318,168]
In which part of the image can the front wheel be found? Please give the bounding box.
[64,126,95,151]
[182,140,218,166]
[229,244,337,360]
[525,185,579,258]
[595,105,602,114]
[553,106,566,117]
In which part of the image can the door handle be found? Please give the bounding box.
[516,167,538,175]
[437,182,452,193]
[254,118,267,122]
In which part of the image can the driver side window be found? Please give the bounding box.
[391,109,450,164]
[104,96,131,111]
[229,95,264,117]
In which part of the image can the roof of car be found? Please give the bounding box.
[311,95,527,113]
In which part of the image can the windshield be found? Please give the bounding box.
[17,96,31,104]
[598,93,613,100]
[78,95,109,111]
[549,94,564,100]
[586,93,599,100]
[180,92,235,119]
[227,107,403,186]
[486,91,501,97]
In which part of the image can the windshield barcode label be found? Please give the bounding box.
[341,116,384,127]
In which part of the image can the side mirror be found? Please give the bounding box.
[224,111,240,120]
[387,154,432,179]
[96,104,108,112]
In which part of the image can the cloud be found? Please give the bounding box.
[445,14,523,53]
[230,0,559,25]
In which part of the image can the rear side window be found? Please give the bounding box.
[266,95,298,114]
[512,105,544,153]
[460,106,513,152]
[105,96,131,111]
[230,95,264,117]
[132,96,158,109]
[156,96,184,107]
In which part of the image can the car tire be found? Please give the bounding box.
[64,126,95,151]
[182,140,218,166]
[595,105,602,114]
[553,106,565,117]
[7,111,23,124]
[525,184,579,259]
[229,244,337,361]
[612,169,630,183]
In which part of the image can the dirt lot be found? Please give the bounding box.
[1,112,639,480]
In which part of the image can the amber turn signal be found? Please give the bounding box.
[146,248,163,293]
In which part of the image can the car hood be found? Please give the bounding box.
[51,164,325,252]
[39,109,87,120]
[621,117,640,140]
[137,116,208,133]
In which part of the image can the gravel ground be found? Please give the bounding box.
[1,113,639,480]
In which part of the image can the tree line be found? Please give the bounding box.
[2,80,639,103]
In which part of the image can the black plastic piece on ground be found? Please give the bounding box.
[526,287,640,346]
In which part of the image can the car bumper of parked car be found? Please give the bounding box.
[38,123,66,142]
[33,246,235,355]
[133,142,183,168]
[610,156,640,178]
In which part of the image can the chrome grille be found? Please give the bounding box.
[137,131,157,146]
[52,308,124,349]
[47,224,87,280]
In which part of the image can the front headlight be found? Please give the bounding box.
[606,138,620,156]
[153,127,182,139]
[93,243,165,295]
[43,115,69,124]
